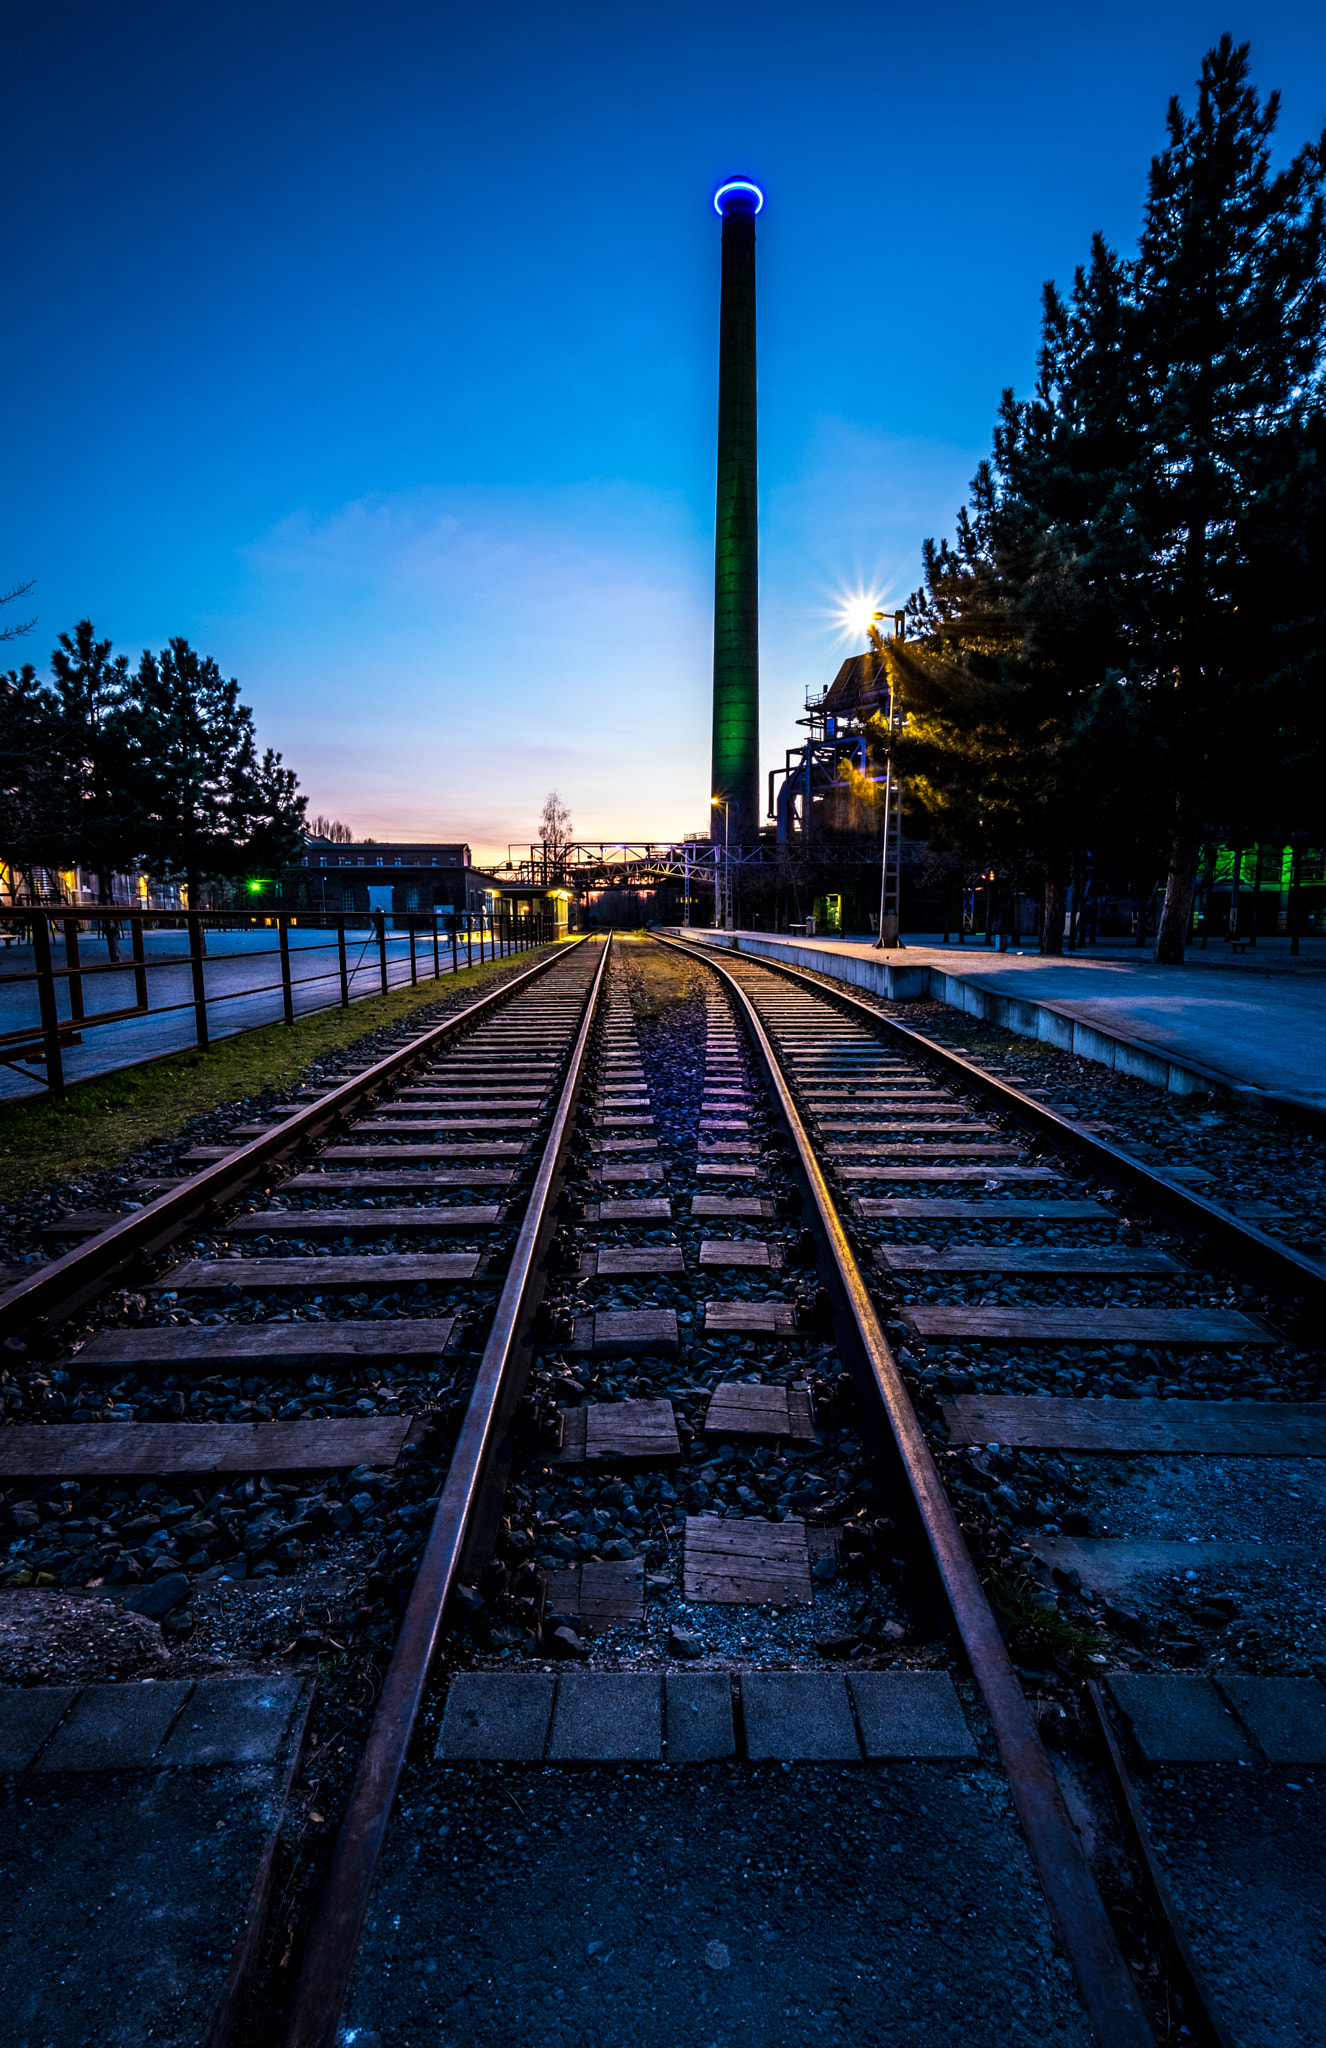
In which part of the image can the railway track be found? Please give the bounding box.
[1,929,1322,2046]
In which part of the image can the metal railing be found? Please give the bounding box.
[0,907,556,1095]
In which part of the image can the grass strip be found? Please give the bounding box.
[0,945,562,1199]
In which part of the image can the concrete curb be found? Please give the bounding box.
[667,930,1321,1114]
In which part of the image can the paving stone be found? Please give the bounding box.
[0,1685,79,1775]
[36,1680,194,1772]
[547,1673,662,1761]
[1108,1674,1252,1763]
[435,1673,556,1761]
[1216,1675,1326,1764]
[741,1673,861,1761]
[847,1672,977,1758]
[158,1674,305,1766]
[665,1673,735,1762]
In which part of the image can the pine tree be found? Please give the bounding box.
[1125,38,1326,959]
[124,639,305,906]
[48,620,138,952]
[0,662,66,895]
[891,38,1326,962]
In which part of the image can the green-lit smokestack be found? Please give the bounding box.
[711,176,762,847]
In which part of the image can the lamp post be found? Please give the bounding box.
[871,610,906,951]
[711,796,731,931]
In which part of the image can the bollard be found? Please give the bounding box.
[374,910,388,995]
[187,913,209,1049]
[131,915,148,1008]
[278,915,294,1024]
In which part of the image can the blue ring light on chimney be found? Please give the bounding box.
[713,178,764,216]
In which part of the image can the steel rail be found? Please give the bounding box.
[279,933,613,2048]
[657,933,1155,2047]
[682,937,1326,1314]
[1083,1684,1236,2048]
[0,938,589,1340]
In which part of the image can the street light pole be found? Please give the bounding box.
[712,797,732,931]
[871,609,906,951]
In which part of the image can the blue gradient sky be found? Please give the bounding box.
[4,3,1324,859]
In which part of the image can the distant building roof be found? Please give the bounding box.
[821,650,890,722]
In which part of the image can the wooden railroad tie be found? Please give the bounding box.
[702,1381,814,1440]
[552,1399,682,1464]
[682,1515,813,1606]
[945,1393,1326,1456]
[76,1316,457,1369]
[876,1245,1180,1275]
[0,1416,413,1477]
[903,1305,1275,1345]
[154,1254,482,1290]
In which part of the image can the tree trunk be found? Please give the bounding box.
[1040,863,1067,956]
[187,870,207,954]
[97,871,121,962]
[1154,804,1202,964]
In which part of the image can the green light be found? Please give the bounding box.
[248,881,263,893]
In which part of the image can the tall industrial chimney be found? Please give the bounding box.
[710,177,762,849]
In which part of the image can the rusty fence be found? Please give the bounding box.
[0,907,554,1096]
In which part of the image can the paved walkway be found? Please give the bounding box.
[681,931,1326,1116]
[0,927,485,1102]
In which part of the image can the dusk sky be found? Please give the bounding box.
[5,2,1325,861]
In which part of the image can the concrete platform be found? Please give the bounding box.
[350,1753,1093,2047]
[675,930,1326,1117]
[1106,1671,1326,1765]
[1131,1763,1326,2048]
[0,1673,309,2047]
